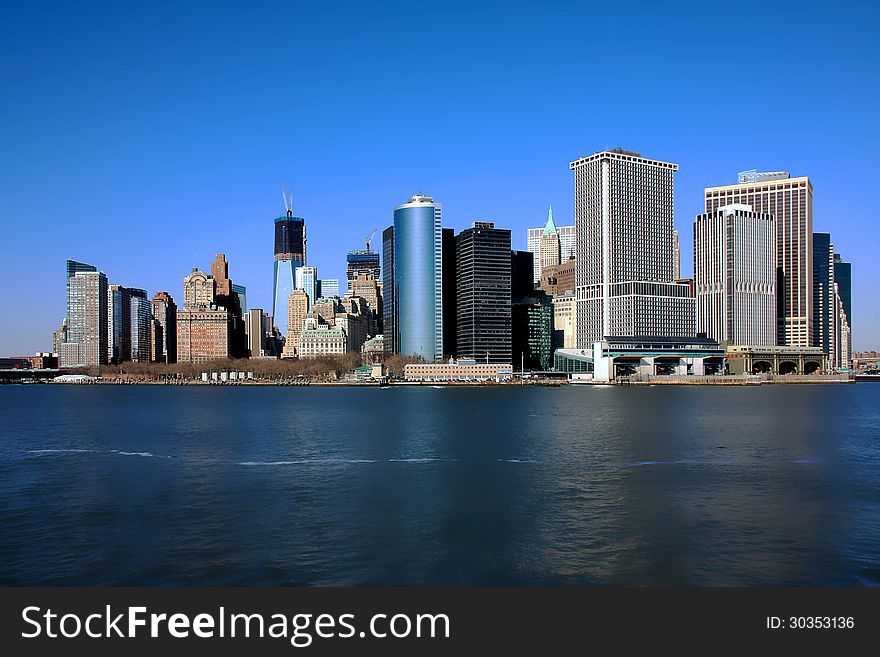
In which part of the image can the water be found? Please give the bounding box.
[1,384,878,586]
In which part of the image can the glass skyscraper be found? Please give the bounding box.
[295,266,318,311]
[389,195,443,361]
[272,198,306,333]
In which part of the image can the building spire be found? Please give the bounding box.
[543,205,558,236]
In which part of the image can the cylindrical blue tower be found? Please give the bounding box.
[392,194,443,361]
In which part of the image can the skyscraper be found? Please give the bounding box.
[282,289,309,359]
[705,170,813,347]
[834,253,852,369]
[441,227,457,358]
[694,205,776,345]
[130,294,152,362]
[151,291,177,364]
[538,206,561,277]
[60,269,108,368]
[527,211,575,284]
[673,229,681,280]
[346,250,380,283]
[387,194,443,361]
[813,233,835,357]
[295,266,319,310]
[381,226,395,355]
[571,149,695,346]
[456,222,512,363]
[319,279,339,299]
[272,193,306,332]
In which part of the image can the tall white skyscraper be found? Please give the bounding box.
[527,208,575,283]
[705,170,813,347]
[571,149,695,346]
[694,204,776,346]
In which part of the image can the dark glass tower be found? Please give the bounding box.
[382,226,395,355]
[441,227,457,358]
[812,233,833,354]
[272,200,306,330]
[455,222,512,363]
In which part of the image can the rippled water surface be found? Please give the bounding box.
[1,384,878,586]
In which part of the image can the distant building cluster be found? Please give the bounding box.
[45,149,854,379]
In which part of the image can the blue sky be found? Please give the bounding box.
[1,0,877,353]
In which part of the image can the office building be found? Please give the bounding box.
[60,270,108,368]
[299,323,346,358]
[442,227,457,358]
[705,170,813,347]
[130,294,152,362]
[282,289,309,358]
[381,226,395,355]
[151,291,177,364]
[272,193,306,332]
[386,194,443,361]
[512,295,553,370]
[232,283,247,314]
[404,360,513,382]
[539,259,576,297]
[571,149,695,346]
[456,222,511,363]
[319,279,339,299]
[813,233,835,357]
[346,272,382,336]
[527,212,575,284]
[834,253,852,369]
[694,204,776,345]
[177,309,231,364]
[295,266,319,310]
[346,249,380,283]
[552,293,576,349]
[511,250,534,302]
[538,206,561,276]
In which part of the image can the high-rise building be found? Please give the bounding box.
[441,227,457,358]
[551,293,576,349]
[232,284,247,314]
[177,256,245,363]
[571,149,695,346]
[381,226,395,355]
[295,266,319,310]
[108,285,131,364]
[527,213,575,284]
[813,233,835,357]
[512,295,553,370]
[151,291,177,364]
[539,259,576,297]
[319,279,340,299]
[456,222,512,363]
[60,269,108,368]
[705,170,813,347]
[386,194,443,361]
[538,206,561,277]
[130,294,152,362]
[272,195,306,333]
[833,252,852,370]
[694,204,776,346]
[346,272,382,336]
[346,250,380,283]
[511,250,534,302]
[282,289,309,359]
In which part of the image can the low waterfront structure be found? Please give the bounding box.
[404,359,513,382]
[725,345,827,375]
[592,336,725,382]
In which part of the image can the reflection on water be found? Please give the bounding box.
[0,384,878,586]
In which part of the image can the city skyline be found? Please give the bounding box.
[1,1,877,354]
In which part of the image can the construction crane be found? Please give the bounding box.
[365,228,377,252]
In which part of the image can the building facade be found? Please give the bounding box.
[282,289,310,359]
[552,293,576,349]
[346,250,380,283]
[381,226,395,355]
[295,266,319,310]
[705,170,813,347]
[571,149,695,346]
[61,270,108,368]
[388,194,443,361]
[404,360,513,382]
[538,206,561,277]
[151,291,177,364]
[319,279,339,299]
[456,222,512,363]
[527,213,575,284]
[130,293,152,362]
[512,296,553,370]
[694,204,776,345]
[272,198,306,333]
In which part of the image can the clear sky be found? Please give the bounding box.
[1,0,877,354]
